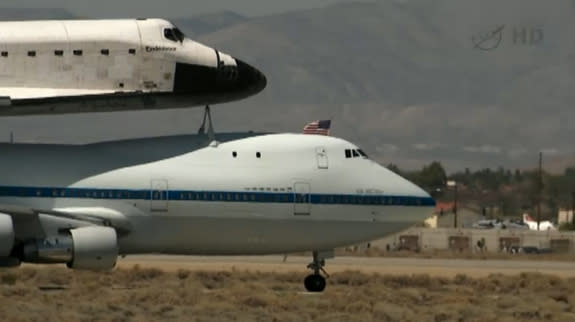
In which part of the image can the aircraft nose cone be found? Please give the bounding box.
[233,59,267,97]
[379,166,435,208]
[173,59,266,103]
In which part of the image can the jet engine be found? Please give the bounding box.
[22,226,118,270]
[0,213,15,257]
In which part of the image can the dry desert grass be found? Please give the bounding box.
[1,266,575,321]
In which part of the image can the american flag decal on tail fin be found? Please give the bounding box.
[303,120,331,136]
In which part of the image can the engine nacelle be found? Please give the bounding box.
[22,226,118,270]
[69,226,118,270]
[0,213,15,257]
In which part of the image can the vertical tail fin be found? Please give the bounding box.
[523,213,535,222]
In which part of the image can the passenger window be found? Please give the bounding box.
[27,51,36,57]
[1,52,7,57]
[73,50,83,56]
[54,50,64,56]
[101,49,110,56]
[352,150,360,157]
[128,48,136,55]
[345,149,352,158]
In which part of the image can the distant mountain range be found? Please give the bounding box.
[173,11,247,38]
[0,8,75,20]
[191,0,575,171]
[1,1,575,172]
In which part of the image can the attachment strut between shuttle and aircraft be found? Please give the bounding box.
[198,105,216,142]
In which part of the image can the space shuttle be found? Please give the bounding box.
[0,19,266,116]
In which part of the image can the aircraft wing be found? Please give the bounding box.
[0,88,183,116]
[0,87,118,100]
[0,204,131,240]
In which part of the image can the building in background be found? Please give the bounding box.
[558,209,574,225]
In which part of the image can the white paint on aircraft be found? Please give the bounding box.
[0,19,266,115]
[0,133,433,261]
[522,214,556,231]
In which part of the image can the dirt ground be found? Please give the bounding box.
[2,265,575,322]
[115,255,575,279]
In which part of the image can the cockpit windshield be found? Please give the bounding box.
[344,148,369,159]
[164,27,185,42]
[173,28,185,41]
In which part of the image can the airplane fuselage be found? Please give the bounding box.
[0,134,434,258]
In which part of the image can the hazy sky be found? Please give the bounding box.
[0,0,368,18]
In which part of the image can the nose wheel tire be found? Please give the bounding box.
[304,274,326,292]
[304,251,330,292]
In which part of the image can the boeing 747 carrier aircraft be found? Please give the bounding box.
[0,132,434,292]
[0,19,266,116]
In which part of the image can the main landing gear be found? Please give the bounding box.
[304,250,332,292]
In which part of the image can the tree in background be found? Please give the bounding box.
[384,161,575,220]
[416,161,447,190]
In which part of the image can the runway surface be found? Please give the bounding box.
[117,255,575,277]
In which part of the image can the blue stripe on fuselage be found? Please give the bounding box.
[0,185,435,207]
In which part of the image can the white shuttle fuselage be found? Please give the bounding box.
[0,19,266,115]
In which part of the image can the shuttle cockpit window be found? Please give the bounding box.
[352,149,360,158]
[173,28,185,41]
[345,149,352,158]
[164,28,177,42]
[358,149,368,158]
[164,27,185,42]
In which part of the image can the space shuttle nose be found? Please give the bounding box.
[234,59,267,97]
[173,56,266,104]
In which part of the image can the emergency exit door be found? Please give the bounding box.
[150,179,169,212]
[315,147,328,169]
[293,182,311,215]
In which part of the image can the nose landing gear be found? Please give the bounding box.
[304,273,326,293]
[304,250,332,292]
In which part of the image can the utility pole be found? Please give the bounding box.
[454,183,458,228]
[571,191,575,228]
[447,180,458,228]
[537,152,542,231]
